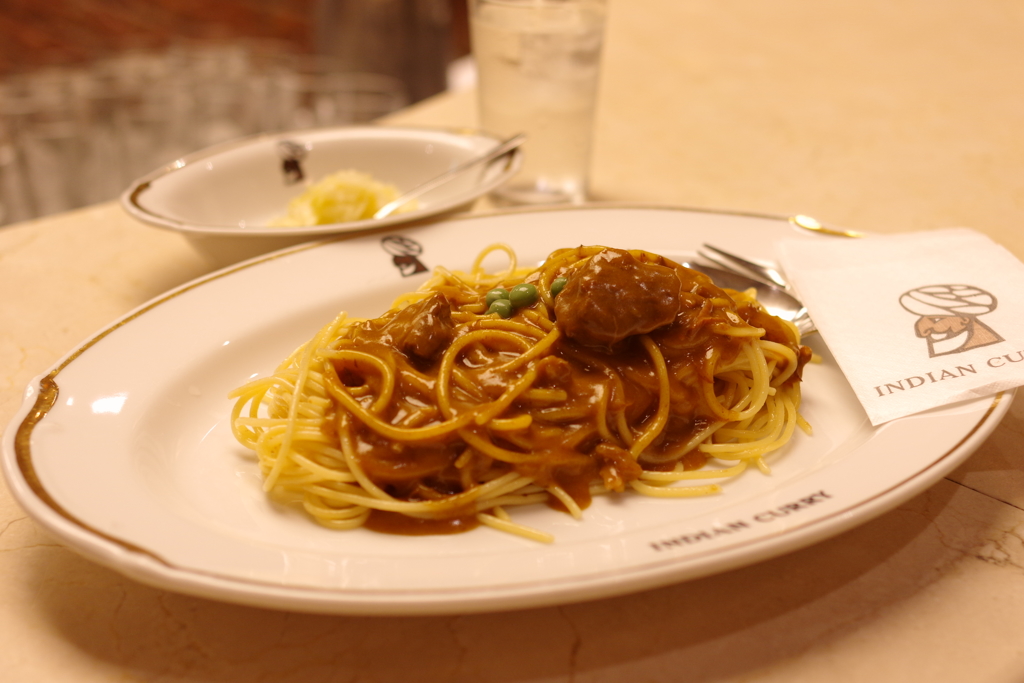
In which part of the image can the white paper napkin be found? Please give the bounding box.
[777,228,1024,425]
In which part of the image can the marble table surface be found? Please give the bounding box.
[3,1,1024,680]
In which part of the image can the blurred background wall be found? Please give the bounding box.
[0,0,470,89]
[0,0,472,225]
[0,1,317,73]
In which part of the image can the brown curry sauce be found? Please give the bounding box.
[335,248,808,535]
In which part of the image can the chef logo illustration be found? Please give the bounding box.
[277,140,307,184]
[381,235,428,276]
[899,284,1003,357]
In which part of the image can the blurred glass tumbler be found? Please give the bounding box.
[469,0,606,205]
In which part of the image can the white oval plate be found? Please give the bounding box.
[121,125,522,236]
[2,207,1010,615]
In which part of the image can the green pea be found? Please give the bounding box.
[485,288,509,307]
[487,299,514,318]
[550,277,568,297]
[508,282,538,308]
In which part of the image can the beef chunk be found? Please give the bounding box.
[554,248,681,349]
[379,293,455,362]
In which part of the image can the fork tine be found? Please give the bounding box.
[700,244,791,289]
[696,251,764,282]
[697,249,785,289]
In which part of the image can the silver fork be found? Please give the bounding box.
[699,243,792,290]
[686,244,815,335]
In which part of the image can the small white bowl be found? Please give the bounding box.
[121,125,522,267]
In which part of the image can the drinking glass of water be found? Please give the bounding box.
[468,0,606,205]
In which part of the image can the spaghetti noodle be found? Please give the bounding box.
[229,244,812,542]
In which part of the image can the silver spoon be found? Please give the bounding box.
[373,133,526,220]
[682,261,815,335]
